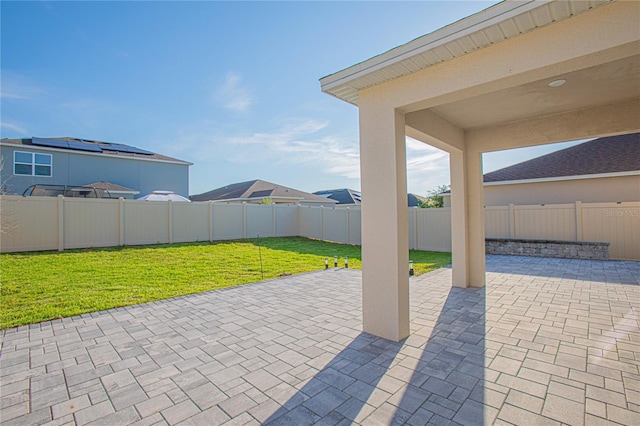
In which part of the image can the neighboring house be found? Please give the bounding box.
[0,137,191,198]
[314,188,426,207]
[191,179,338,206]
[407,193,427,207]
[313,188,362,206]
[443,133,640,207]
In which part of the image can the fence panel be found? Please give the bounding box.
[274,205,298,236]
[298,206,322,240]
[0,195,58,252]
[581,202,640,260]
[1,197,638,260]
[323,208,349,244]
[416,208,452,252]
[514,204,576,240]
[212,203,244,240]
[348,208,362,245]
[485,206,510,238]
[246,204,274,238]
[173,202,210,243]
[123,200,170,245]
[64,198,120,249]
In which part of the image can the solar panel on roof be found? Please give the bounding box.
[32,137,69,149]
[99,143,154,155]
[31,137,103,153]
[67,141,102,152]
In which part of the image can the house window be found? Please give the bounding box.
[14,151,52,177]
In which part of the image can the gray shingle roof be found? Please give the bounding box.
[484,133,639,183]
[313,188,362,205]
[1,137,190,164]
[190,180,334,203]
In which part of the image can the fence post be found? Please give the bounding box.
[168,200,174,244]
[413,207,419,250]
[508,203,515,238]
[272,203,276,237]
[242,202,247,239]
[119,197,125,246]
[575,201,583,241]
[320,206,325,241]
[57,195,64,251]
[209,201,214,242]
[347,207,351,245]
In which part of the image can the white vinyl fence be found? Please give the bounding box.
[1,196,638,260]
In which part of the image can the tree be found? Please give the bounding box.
[420,184,449,208]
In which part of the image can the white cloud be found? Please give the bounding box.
[0,121,27,136]
[0,71,44,101]
[215,72,253,112]
[222,119,361,179]
[168,120,450,195]
[406,137,450,195]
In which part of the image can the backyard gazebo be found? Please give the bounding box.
[321,0,640,341]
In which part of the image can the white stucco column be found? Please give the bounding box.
[359,95,410,342]
[449,147,486,288]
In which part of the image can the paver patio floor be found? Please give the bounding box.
[1,255,639,425]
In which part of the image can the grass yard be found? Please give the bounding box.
[0,237,451,329]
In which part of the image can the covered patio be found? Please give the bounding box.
[320,0,640,341]
[1,256,639,425]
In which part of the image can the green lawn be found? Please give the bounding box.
[0,237,451,329]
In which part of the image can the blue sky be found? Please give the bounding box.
[1,1,581,196]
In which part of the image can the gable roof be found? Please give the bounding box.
[484,133,640,183]
[190,180,336,204]
[0,137,191,165]
[320,1,613,106]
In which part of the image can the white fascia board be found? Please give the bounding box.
[320,0,545,92]
[299,199,339,205]
[440,171,640,197]
[0,142,192,166]
[484,171,640,186]
[210,196,306,203]
[106,190,140,195]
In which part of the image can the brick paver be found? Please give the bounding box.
[1,255,638,425]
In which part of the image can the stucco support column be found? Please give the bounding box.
[359,97,410,342]
[449,147,485,288]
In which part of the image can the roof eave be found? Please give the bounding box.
[320,0,612,105]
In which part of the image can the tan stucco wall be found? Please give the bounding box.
[335,0,639,341]
[443,175,640,207]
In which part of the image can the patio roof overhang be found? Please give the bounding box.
[320,0,640,341]
[321,0,639,149]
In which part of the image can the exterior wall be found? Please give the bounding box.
[484,175,639,206]
[2,196,637,260]
[444,175,640,207]
[0,144,189,197]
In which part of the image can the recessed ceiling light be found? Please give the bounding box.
[548,79,566,87]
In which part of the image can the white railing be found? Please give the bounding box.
[1,196,638,260]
